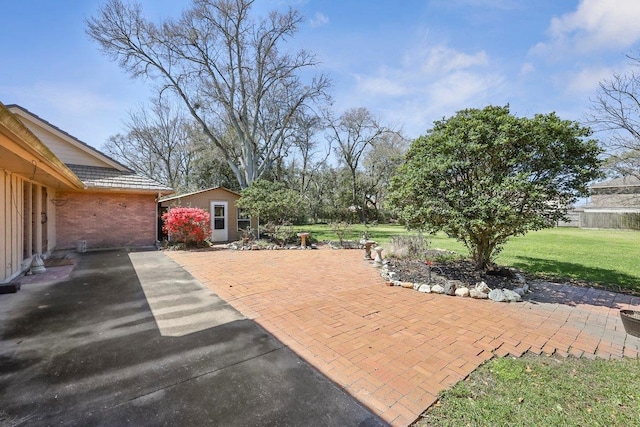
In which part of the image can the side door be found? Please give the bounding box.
[210,201,228,242]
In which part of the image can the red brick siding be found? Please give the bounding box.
[56,192,157,250]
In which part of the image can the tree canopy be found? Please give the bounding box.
[87,0,329,189]
[389,105,603,270]
[236,179,303,224]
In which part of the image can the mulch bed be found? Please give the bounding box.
[385,257,522,290]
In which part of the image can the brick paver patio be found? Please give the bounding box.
[166,248,640,426]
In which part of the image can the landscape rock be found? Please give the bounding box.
[455,287,470,297]
[475,281,491,294]
[503,289,523,302]
[488,289,506,302]
[444,280,460,296]
[515,273,527,284]
[470,289,489,299]
[413,283,421,291]
[393,280,402,287]
[401,281,414,288]
[418,284,431,293]
[431,284,445,294]
[513,287,525,296]
[523,283,530,293]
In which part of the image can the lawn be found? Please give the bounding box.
[295,224,640,293]
[417,354,640,427]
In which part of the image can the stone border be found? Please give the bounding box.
[377,258,530,303]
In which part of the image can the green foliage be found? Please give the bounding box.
[237,179,304,224]
[263,221,298,246]
[389,105,603,270]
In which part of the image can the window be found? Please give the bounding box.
[237,208,251,230]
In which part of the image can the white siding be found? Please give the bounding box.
[25,120,110,167]
[1,171,24,282]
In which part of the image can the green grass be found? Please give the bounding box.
[295,224,640,292]
[417,354,640,427]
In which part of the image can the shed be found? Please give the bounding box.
[159,187,256,242]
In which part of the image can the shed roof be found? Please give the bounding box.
[159,186,241,202]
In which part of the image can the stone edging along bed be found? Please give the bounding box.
[378,259,530,303]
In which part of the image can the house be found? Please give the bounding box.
[589,176,640,208]
[578,176,640,229]
[1,102,173,283]
[159,187,257,242]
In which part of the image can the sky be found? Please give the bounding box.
[2,0,640,150]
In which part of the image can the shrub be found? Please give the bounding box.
[387,234,430,259]
[162,207,211,247]
[263,221,297,246]
[331,221,353,245]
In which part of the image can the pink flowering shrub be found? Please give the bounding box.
[162,207,211,247]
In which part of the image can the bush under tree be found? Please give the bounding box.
[237,180,304,243]
[389,105,602,270]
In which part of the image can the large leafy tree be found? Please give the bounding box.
[87,0,329,189]
[389,105,602,270]
[236,179,302,224]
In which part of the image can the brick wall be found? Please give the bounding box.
[56,191,157,250]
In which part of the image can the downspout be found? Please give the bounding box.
[156,192,160,247]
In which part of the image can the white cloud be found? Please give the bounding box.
[309,12,329,28]
[354,74,408,97]
[537,0,640,55]
[404,45,489,73]
[428,71,503,109]
[564,65,615,95]
[340,43,504,138]
[519,62,535,77]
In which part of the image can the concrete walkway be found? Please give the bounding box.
[167,247,640,426]
[0,250,385,426]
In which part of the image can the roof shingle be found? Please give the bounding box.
[67,164,173,193]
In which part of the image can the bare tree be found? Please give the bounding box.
[87,0,330,189]
[362,131,409,219]
[326,107,388,221]
[588,53,640,179]
[102,96,197,191]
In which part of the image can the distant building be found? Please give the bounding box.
[578,176,640,230]
[159,187,257,243]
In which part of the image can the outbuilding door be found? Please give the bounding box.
[210,201,228,242]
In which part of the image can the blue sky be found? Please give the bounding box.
[2,0,640,149]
